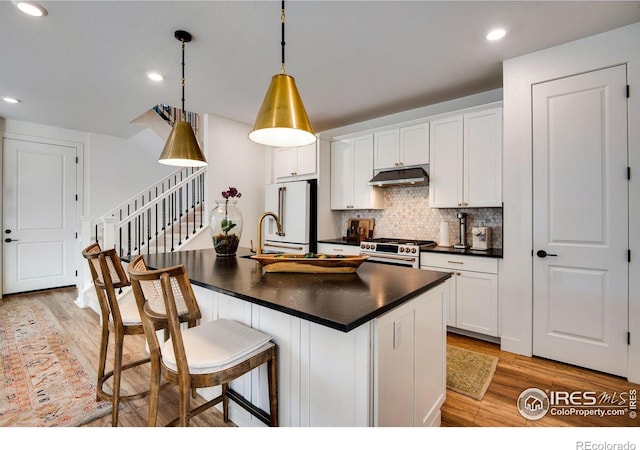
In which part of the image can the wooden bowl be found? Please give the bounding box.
[250,253,368,273]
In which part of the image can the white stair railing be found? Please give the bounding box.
[92,166,207,256]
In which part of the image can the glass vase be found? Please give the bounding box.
[209,199,243,257]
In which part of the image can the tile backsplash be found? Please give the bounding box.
[341,186,503,248]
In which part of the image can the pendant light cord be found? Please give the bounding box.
[280,0,286,74]
[181,38,186,120]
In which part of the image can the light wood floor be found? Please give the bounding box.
[443,333,639,427]
[3,287,638,427]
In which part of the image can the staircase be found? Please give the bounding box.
[92,165,207,256]
[76,104,206,312]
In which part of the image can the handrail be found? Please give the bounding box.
[99,166,205,221]
[94,165,207,256]
[113,169,203,226]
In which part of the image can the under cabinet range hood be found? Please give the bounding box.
[368,165,429,187]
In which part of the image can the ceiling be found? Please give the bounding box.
[2,1,640,138]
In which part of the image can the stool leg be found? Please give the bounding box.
[147,353,161,427]
[178,380,192,427]
[268,350,279,427]
[222,383,229,422]
[110,330,124,427]
[96,323,110,402]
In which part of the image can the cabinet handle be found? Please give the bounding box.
[456,272,461,276]
[447,260,464,265]
[333,248,344,252]
[457,202,462,206]
[464,202,468,206]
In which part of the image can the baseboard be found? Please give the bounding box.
[447,326,501,344]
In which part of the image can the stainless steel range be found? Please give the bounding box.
[359,238,436,268]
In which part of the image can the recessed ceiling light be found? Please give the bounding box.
[147,72,164,82]
[3,97,21,104]
[15,1,48,17]
[486,28,507,41]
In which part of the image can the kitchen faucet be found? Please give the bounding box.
[256,211,283,255]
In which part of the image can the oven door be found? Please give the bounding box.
[360,251,419,268]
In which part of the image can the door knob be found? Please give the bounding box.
[4,238,19,243]
[536,250,557,258]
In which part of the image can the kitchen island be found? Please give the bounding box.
[134,248,451,427]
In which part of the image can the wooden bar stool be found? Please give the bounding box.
[82,243,166,426]
[128,255,279,427]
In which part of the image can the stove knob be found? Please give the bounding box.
[411,248,417,254]
[400,246,406,253]
[360,243,365,249]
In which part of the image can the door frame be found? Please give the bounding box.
[501,23,640,383]
[1,131,85,299]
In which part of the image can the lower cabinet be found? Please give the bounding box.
[373,282,446,427]
[191,282,446,427]
[421,253,498,337]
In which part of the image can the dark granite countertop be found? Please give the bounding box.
[126,247,450,333]
[318,238,503,258]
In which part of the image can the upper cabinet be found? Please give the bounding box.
[429,106,502,208]
[373,123,429,170]
[273,142,317,181]
[331,134,384,210]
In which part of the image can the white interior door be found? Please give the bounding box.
[2,138,78,294]
[532,65,628,377]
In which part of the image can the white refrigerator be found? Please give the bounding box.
[263,179,317,254]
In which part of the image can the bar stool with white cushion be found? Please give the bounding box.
[81,243,167,426]
[127,255,278,427]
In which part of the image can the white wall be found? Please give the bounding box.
[502,22,640,382]
[87,128,174,217]
[202,114,267,251]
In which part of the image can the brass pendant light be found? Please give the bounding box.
[158,30,208,167]
[249,0,316,147]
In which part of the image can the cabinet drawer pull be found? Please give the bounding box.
[447,260,464,264]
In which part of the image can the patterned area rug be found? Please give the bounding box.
[446,345,499,401]
[0,296,112,426]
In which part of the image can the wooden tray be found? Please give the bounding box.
[250,254,369,273]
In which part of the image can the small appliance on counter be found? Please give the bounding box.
[453,212,469,249]
[471,226,492,251]
[438,221,452,248]
[345,218,374,243]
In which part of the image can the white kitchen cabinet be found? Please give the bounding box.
[421,253,498,337]
[331,135,384,210]
[273,142,317,181]
[317,242,362,256]
[191,282,446,427]
[429,106,502,207]
[373,123,429,170]
[373,281,446,426]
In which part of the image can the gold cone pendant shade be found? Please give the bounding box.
[159,121,207,167]
[158,30,208,167]
[249,73,316,147]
